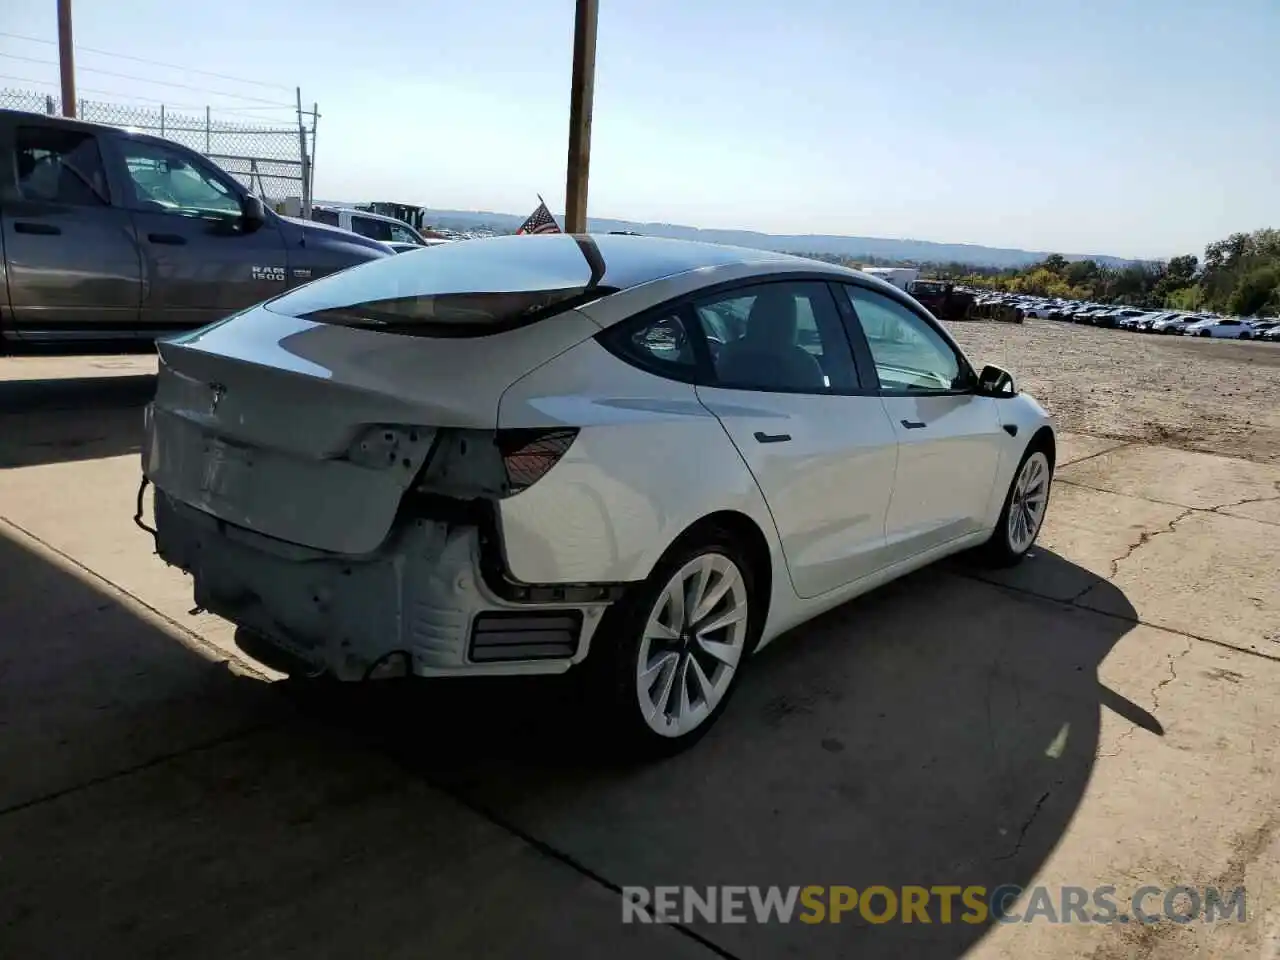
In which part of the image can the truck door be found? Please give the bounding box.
[106,134,288,331]
[0,118,142,340]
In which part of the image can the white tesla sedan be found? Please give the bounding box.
[140,234,1055,753]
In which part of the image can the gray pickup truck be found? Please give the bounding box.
[0,108,392,346]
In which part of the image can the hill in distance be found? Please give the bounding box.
[416,207,1134,269]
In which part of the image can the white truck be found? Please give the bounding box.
[858,266,920,292]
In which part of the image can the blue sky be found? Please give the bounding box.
[2,0,1278,258]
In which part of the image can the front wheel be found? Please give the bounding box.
[589,534,757,756]
[980,446,1053,567]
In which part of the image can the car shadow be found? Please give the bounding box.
[1,512,1152,959]
[291,547,1151,959]
[0,374,154,468]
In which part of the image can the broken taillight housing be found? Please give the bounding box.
[495,428,579,494]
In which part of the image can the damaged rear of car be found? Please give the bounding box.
[141,236,632,683]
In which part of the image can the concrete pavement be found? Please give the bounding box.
[1,365,1277,959]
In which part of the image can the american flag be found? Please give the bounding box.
[516,200,562,235]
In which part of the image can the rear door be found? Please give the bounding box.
[835,283,1004,563]
[690,279,899,599]
[105,133,288,330]
[0,118,142,339]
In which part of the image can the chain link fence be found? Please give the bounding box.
[0,88,315,210]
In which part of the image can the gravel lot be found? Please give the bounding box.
[950,319,1280,464]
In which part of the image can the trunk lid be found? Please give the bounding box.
[146,304,600,554]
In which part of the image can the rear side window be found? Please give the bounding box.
[14,126,110,206]
[311,208,340,227]
[602,310,700,381]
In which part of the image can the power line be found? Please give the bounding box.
[0,52,295,107]
[0,30,294,92]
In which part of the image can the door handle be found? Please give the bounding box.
[900,419,928,430]
[13,222,61,235]
[148,233,187,245]
[754,431,792,444]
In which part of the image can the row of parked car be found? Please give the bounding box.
[972,294,1280,341]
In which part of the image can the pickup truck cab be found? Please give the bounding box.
[0,108,392,345]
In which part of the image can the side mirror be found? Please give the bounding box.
[977,364,1018,396]
[241,194,266,231]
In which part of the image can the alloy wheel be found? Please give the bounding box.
[635,553,749,738]
[1007,452,1051,554]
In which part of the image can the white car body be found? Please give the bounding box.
[140,235,1055,748]
[1186,318,1255,339]
[309,205,439,247]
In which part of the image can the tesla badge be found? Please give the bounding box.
[251,265,286,282]
[208,382,227,415]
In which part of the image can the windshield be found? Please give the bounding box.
[267,234,616,336]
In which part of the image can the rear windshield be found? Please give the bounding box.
[265,234,615,336]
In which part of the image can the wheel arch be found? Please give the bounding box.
[1029,424,1056,469]
[658,510,775,648]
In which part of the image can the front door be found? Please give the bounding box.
[1,120,142,340]
[837,283,1004,562]
[689,280,900,599]
[107,135,288,330]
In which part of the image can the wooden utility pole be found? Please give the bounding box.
[57,0,76,117]
[563,0,598,234]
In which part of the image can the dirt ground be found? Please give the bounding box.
[950,320,1280,465]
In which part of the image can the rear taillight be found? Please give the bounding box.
[496,428,578,494]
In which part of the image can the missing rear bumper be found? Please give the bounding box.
[153,492,608,681]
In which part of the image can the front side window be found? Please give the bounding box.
[693,281,858,393]
[388,224,422,244]
[119,141,241,217]
[841,286,969,393]
[14,126,109,206]
[350,216,394,242]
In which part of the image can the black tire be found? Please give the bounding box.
[583,527,761,758]
[978,440,1054,568]
[1200,330,1211,337]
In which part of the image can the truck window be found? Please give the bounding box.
[14,126,110,206]
[350,215,394,242]
[118,140,242,218]
[311,208,340,227]
[388,223,422,245]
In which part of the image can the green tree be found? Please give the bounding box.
[1066,259,1100,285]
[1226,265,1280,316]
[1040,253,1069,275]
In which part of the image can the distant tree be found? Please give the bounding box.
[1066,259,1100,285]
[1226,265,1280,316]
[1167,254,1199,284]
[1040,253,1069,275]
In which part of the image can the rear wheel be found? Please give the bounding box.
[589,531,758,756]
[980,444,1052,567]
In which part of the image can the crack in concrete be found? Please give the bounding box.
[993,790,1051,862]
[1100,636,1194,760]
[1107,508,1196,579]
[1212,480,1280,513]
